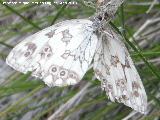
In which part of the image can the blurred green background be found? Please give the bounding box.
[0,0,160,120]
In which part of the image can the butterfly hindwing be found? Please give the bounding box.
[93,24,147,114]
[6,19,98,86]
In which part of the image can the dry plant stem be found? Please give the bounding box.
[48,81,93,120]
[146,0,157,13]
[129,17,160,41]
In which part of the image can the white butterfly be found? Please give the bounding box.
[6,19,147,114]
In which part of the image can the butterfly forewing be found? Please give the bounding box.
[93,24,147,114]
[6,19,98,87]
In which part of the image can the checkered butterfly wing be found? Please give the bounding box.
[6,19,98,86]
[93,24,147,114]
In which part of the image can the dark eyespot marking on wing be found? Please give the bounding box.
[49,65,59,75]
[60,70,66,76]
[39,44,53,59]
[51,67,57,72]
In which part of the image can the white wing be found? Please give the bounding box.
[6,19,98,87]
[93,24,147,114]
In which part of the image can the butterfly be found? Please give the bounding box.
[6,19,147,114]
